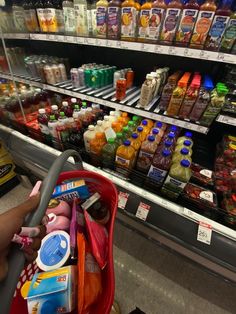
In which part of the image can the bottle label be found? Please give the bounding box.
[147,165,167,184]
[56,9,65,32]
[107,6,121,39]
[96,6,107,37]
[115,155,130,167]
[160,8,181,42]
[44,8,58,33]
[191,10,215,46]
[87,9,97,35]
[121,7,136,38]
[223,18,236,43]
[206,15,230,49]
[63,7,75,32]
[163,174,187,194]
[167,93,185,116]
[37,8,48,32]
[137,150,154,170]
[74,4,88,36]
[24,9,39,32]
[13,8,26,31]
[149,8,165,40]
[138,9,151,39]
[176,9,198,43]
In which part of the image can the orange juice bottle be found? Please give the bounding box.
[145,118,154,129]
[115,139,136,176]
[129,132,142,155]
[112,121,122,133]
[121,0,138,41]
[90,132,107,166]
[121,112,130,125]
[136,126,147,142]
[138,0,152,42]
[140,119,151,136]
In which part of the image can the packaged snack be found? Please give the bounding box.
[82,192,110,224]
[190,163,214,187]
[52,180,90,201]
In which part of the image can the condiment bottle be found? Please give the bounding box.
[190,0,217,49]
[107,0,121,39]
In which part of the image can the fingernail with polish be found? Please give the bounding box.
[20,227,40,237]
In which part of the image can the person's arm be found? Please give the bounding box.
[0,194,46,281]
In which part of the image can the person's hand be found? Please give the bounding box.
[0,194,46,281]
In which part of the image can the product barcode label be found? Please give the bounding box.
[197,222,212,245]
[118,192,129,210]
[136,202,150,221]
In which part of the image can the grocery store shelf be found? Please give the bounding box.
[1,123,236,279]
[216,114,236,127]
[0,72,209,134]
[3,33,236,65]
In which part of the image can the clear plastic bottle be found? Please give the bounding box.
[96,0,108,37]
[83,124,96,152]
[136,135,157,173]
[23,0,40,32]
[12,0,27,32]
[115,139,136,176]
[63,0,75,34]
[101,137,118,168]
[74,0,88,36]
[171,147,192,164]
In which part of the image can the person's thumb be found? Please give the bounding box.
[10,193,40,221]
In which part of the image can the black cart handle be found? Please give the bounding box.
[0,150,83,314]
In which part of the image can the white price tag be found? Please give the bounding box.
[96,38,102,46]
[136,202,150,221]
[154,45,164,54]
[168,46,177,55]
[76,37,83,44]
[197,222,212,245]
[217,53,225,61]
[46,34,50,40]
[118,192,129,209]
[116,41,122,48]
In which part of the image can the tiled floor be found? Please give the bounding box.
[1,185,236,314]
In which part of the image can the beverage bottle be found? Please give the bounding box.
[138,0,152,42]
[148,0,166,42]
[115,132,125,146]
[189,76,214,122]
[51,104,60,118]
[96,0,108,38]
[121,0,137,41]
[78,109,90,128]
[107,0,121,39]
[36,0,48,32]
[83,124,96,153]
[139,74,156,108]
[54,0,65,33]
[147,148,172,187]
[161,159,192,199]
[145,118,154,129]
[220,5,236,53]
[74,0,88,36]
[176,131,193,146]
[114,109,121,118]
[150,128,162,143]
[44,0,59,33]
[151,71,162,96]
[190,0,217,49]
[174,140,193,154]
[136,126,146,142]
[115,139,136,176]
[92,103,104,119]
[62,0,76,34]
[48,114,60,147]
[140,119,151,137]
[121,112,130,125]
[57,112,70,147]
[175,0,200,46]
[163,132,176,149]
[23,0,40,32]
[172,147,192,164]
[136,135,157,173]
[67,119,83,147]
[61,101,73,117]
[132,115,141,128]
[37,108,51,144]
[95,119,104,132]
[122,126,132,139]
[159,0,183,45]
[73,104,80,115]
[87,0,97,37]
[103,115,111,130]
[112,121,122,132]
[129,132,142,156]
[127,121,136,133]
[12,0,27,32]
[71,98,79,109]
[117,116,127,128]
[178,79,201,119]
[154,121,166,131]
[109,111,117,123]
[159,72,181,111]
[205,0,232,51]
[101,138,119,168]
[90,132,107,166]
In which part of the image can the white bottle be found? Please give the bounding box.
[48,115,59,140]
[63,0,76,34]
[74,0,88,36]
[95,120,104,132]
[83,125,96,153]
[103,115,111,130]
[113,109,121,118]
[109,111,117,123]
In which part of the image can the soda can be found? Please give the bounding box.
[126,70,134,89]
[52,64,62,83]
[70,68,80,88]
[58,63,67,81]
[113,71,122,88]
[84,69,92,87]
[116,78,127,101]
[99,69,105,87]
[44,65,57,85]
[78,68,85,86]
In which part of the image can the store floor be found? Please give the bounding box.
[1,185,236,314]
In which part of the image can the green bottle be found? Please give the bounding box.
[220,7,236,52]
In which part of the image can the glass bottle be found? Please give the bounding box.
[63,0,76,34]
[74,0,88,36]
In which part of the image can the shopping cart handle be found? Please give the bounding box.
[0,149,83,314]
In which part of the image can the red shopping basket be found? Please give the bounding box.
[0,150,117,314]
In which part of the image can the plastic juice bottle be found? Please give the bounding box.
[136,126,146,142]
[101,137,118,168]
[121,0,137,41]
[12,0,27,32]
[61,101,73,117]
[83,125,96,152]
[190,0,217,49]
[138,0,152,41]
[103,115,111,130]
[96,0,108,38]
[115,132,125,146]
[174,140,193,154]
[92,103,103,119]
[205,0,232,51]
[220,7,236,52]
[189,76,214,122]
[107,0,121,39]
[163,132,176,149]
[57,112,70,146]
[130,132,142,156]
[148,0,166,42]
[48,114,59,142]
[132,115,141,128]
[147,148,172,186]
[152,124,164,138]
[176,131,193,145]
[150,128,162,143]
[121,112,130,125]
[140,119,151,137]
[95,120,105,132]
[90,132,106,166]
[112,121,122,133]
[139,74,156,108]
[44,0,59,33]
[78,110,90,128]
[23,0,40,32]
[161,159,191,199]
[159,72,181,111]
[62,0,76,34]
[54,0,65,33]
[74,0,88,36]
[122,126,132,139]
[159,0,183,44]
[154,121,166,131]
[178,79,201,119]
[136,135,157,173]
[115,139,136,176]
[109,111,117,123]
[38,108,51,143]
[128,121,136,133]
[172,147,192,164]
[175,0,200,46]
[36,0,48,32]
[51,104,60,119]
[145,119,154,129]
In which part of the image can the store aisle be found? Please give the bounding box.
[1,185,236,314]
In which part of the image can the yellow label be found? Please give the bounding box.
[0,155,15,185]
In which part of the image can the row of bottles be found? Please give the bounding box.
[1,0,235,53]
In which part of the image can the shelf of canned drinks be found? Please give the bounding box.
[3,33,236,65]
[0,71,209,134]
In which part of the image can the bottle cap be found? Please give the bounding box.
[123,126,129,131]
[122,112,128,117]
[167,132,175,139]
[104,115,110,121]
[156,121,163,128]
[88,125,95,131]
[82,101,87,107]
[132,133,138,139]
[180,159,191,167]
[152,128,159,135]
[128,121,134,127]
[38,108,46,114]
[137,126,143,132]
[71,98,77,103]
[148,135,155,142]
[180,148,189,155]
[132,116,139,122]
[87,107,92,112]
[62,101,68,107]
[110,111,115,116]
[116,132,123,138]
[142,120,148,126]
[164,140,172,147]
[60,112,65,117]
[183,140,192,147]
[74,104,79,109]
[185,131,192,138]
[51,105,58,110]
[170,125,177,132]
[97,120,103,125]
[124,140,131,146]
[68,117,74,123]
[108,138,115,144]
[162,149,171,157]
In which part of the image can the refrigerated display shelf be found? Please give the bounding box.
[1,123,236,281]
[216,114,236,127]
[2,33,236,65]
[0,72,209,134]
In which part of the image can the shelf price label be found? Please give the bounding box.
[118,192,129,210]
[197,222,212,245]
[136,202,150,221]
